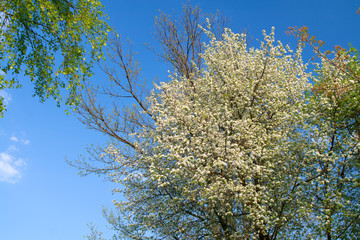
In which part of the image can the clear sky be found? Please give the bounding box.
[1,1,359,240]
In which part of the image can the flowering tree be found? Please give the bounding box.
[74,7,360,240]
[76,26,328,239]
[143,27,310,239]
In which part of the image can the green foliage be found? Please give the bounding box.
[312,46,360,139]
[304,49,360,238]
[0,0,110,115]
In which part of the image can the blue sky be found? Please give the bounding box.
[1,1,359,240]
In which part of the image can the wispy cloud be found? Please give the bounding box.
[0,152,26,183]
[7,145,18,152]
[0,90,11,105]
[10,136,30,145]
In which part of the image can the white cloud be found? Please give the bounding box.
[0,132,29,183]
[0,152,25,183]
[0,90,11,105]
[10,136,18,142]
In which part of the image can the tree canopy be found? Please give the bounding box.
[0,0,109,116]
[72,5,360,240]
[75,27,360,240]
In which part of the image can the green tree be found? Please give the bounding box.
[0,0,109,116]
[287,24,360,140]
[286,27,360,238]
[302,54,360,239]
